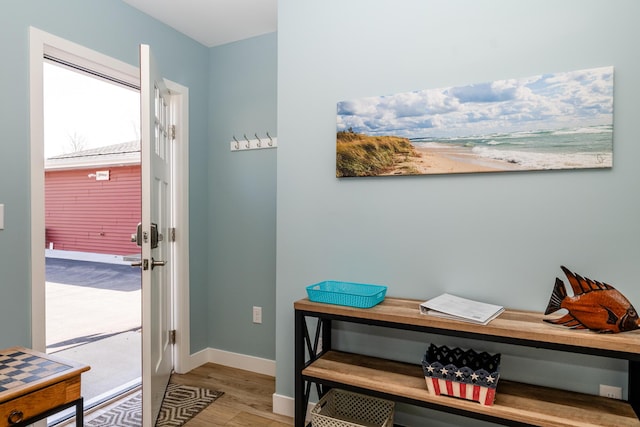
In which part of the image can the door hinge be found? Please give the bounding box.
[170,124,176,140]
[169,227,176,242]
[170,329,176,345]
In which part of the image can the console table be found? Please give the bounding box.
[294,297,640,427]
[0,347,90,426]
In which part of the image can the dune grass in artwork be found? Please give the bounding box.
[336,66,614,177]
[336,131,419,177]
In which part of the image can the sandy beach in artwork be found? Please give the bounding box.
[383,144,524,176]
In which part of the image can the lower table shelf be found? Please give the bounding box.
[302,350,640,427]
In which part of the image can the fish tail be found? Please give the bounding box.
[544,277,567,315]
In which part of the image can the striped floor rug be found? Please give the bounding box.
[87,383,223,426]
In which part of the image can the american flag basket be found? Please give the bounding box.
[422,344,501,406]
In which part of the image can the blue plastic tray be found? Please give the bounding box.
[306,281,387,308]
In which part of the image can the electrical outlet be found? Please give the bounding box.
[599,384,622,399]
[252,306,262,324]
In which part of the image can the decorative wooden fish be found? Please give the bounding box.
[544,266,640,333]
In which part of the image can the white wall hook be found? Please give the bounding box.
[230,133,278,151]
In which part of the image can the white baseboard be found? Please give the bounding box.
[185,347,276,377]
[272,393,295,418]
[272,393,315,419]
[183,347,210,373]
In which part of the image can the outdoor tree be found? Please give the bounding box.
[66,131,87,153]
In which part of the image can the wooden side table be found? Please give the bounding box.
[0,347,90,427]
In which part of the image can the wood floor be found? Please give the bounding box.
[169,363,293,426]
[70,363,294,426]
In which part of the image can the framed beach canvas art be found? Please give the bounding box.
[336,66,613,177]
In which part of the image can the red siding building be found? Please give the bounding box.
[45,141,141,256]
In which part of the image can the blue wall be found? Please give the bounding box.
[276,1,640,425]
[208,33,277,359]
[0,1,211,352]
[4,1,640,424]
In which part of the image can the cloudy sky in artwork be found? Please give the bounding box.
[337,66,613,139]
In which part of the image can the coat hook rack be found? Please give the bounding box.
[230,132,278,151]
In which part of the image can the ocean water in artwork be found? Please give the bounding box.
[410,124,612,171]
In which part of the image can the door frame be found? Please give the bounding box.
[28,27,191,374]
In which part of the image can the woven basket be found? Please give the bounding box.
[311,389,394,427]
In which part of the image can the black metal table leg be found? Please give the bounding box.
[295,309,306,427]
[630,359,639,418]
[75,397,84,426]
[295,310,335,427]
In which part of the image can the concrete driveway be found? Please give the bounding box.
[46,258,141,352]
[44,257,142,408]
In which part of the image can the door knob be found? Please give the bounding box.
[151,258,166,270]
[130,259,147,270]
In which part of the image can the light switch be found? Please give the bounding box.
[0,204,4,230]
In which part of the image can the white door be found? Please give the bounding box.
[140,44,174,426]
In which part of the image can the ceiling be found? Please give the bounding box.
[122,0,277,48]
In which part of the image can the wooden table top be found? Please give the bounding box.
[0,347,90,402]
